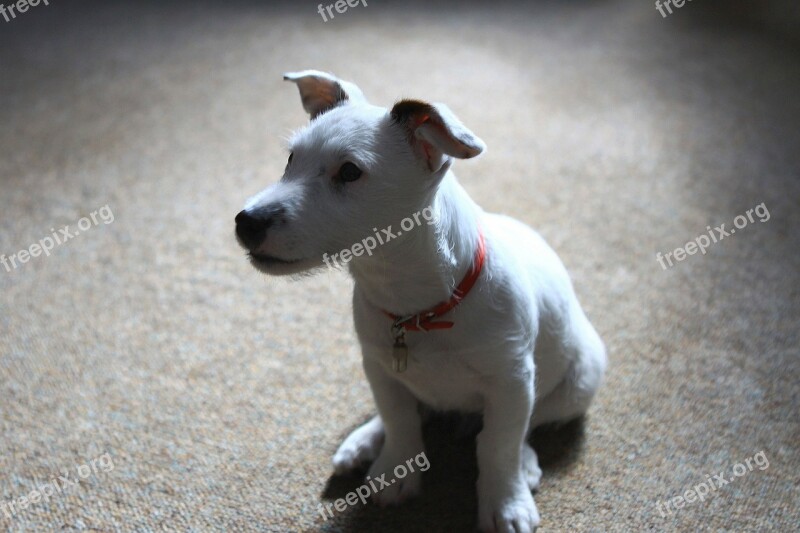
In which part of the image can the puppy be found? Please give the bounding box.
[235,70,607,532]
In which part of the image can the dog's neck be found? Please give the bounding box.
[349,171,482,316]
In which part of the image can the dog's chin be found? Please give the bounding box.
[247,253,321,276]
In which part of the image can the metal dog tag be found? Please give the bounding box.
[392,338,408,373]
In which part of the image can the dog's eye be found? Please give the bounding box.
[337,162,362,183]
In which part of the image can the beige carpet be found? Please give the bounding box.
[1,0,798,531]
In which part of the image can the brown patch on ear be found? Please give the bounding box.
[391,100,436,170]
[391,99,485,169]
[391,99,435,122]
[391,99,447,150]
[302,83,348,119]
[284,71,350,119]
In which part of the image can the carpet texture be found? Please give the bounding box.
[1,1,798,531]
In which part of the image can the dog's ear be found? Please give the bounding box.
[391,99,485,172]
[283,70,367,119]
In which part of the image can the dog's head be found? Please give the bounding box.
[235,70,485,276]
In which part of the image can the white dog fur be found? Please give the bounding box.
[235,70,607,532]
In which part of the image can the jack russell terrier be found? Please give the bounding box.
[235,70,607,532]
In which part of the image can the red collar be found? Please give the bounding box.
[382,230,486,332]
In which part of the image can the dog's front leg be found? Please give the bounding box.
[363,357,425,506]
[477,379,540,533]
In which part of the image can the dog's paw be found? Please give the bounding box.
[332,416,384,475]
[478,481,540,533]
[522,444,542,491]
[367,449,423,507]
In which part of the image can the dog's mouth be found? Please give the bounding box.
[247,252,322,276]
[249,253,303,266]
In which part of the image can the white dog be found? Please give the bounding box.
[235,70,607,532]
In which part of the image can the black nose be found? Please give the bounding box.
[235,206,286,250]
[235,210,268,250]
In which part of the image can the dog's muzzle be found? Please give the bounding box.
[234,205,286,251]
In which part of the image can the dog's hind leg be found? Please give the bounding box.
[332,415,384,474]
[531,318,606,429]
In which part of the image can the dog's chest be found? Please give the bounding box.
[367,332,486,412]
